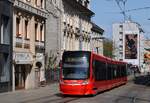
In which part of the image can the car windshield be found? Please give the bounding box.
[62,52,90,80]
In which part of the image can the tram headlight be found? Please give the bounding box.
[82,80,89,85]
[60,79,65,84]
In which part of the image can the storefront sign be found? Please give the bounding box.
[14,52,33,64]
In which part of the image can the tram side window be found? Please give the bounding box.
[113,65,117,78]
[116,65,120,78]
[123,65,127,76]
[93,60,107,81]
[111,65,114,79]
[120,65,123,77]
[107,64,112,80]
[120,65,126,77]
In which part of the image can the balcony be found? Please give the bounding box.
[35,41,45,52]
[24,39,30,49]
[15,37,23,48]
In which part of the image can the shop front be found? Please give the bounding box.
[0,45,11,92]
[13,52,33,90]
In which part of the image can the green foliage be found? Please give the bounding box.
[103,38,113,58]
[46,50,58,70]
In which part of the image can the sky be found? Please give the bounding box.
[91,0,150,39]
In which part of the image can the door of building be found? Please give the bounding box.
[15,65,26,90]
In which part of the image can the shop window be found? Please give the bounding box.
[0,53,8,82]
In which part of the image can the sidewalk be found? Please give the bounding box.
[0,83,59,103]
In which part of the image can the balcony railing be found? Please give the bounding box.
[35,41,44,51]
[24,39,30,49]
[15,37,23,48]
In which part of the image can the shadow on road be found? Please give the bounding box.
[134,75,150,86]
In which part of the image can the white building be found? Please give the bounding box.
[113,20,144,71]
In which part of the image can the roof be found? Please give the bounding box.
[63,0,95,17]
[91,22,104,34]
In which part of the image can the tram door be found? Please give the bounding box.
[15,65,26,90]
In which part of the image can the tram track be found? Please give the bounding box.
[114,95,150,103]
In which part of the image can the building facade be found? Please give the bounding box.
[45,0,94,67]
[91,23,104,55]
[62,0,94,53]
[12,0,47,91]
[113,20,144,71]
[0,0,13,93]
[45,0,62,69]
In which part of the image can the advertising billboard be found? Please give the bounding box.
[125,34,137,59]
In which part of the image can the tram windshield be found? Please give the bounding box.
[62,52,90,80]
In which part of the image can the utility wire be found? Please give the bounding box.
[115,0,128,21]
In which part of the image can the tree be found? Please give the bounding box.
[46,50,58,70]
[103,38,113,58]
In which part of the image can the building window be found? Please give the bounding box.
[119,32,123,34]
[40,25,44,42]
[35,0,38,6]
[1,16,9,44]
[119,25,123,28]
[16,17,21,38]
[35,23,38,41]
[26,0,31,2]
[25,20,30,40]
[41,0,43,8]
[35,0,44,8]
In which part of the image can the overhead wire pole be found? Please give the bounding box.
[115,0,127,21]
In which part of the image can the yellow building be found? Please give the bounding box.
[12,0,47,91]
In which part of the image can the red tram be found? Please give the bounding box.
[59,51,127,95]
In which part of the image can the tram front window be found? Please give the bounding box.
[62,52,90,80]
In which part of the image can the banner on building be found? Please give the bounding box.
[144,52,150,64]
[125,34,138,59]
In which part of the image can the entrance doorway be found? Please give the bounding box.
[15,65,27,90]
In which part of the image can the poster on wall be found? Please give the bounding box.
[144,52,150,64]
[125,34,138,59]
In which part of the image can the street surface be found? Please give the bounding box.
[0,75,150,103]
